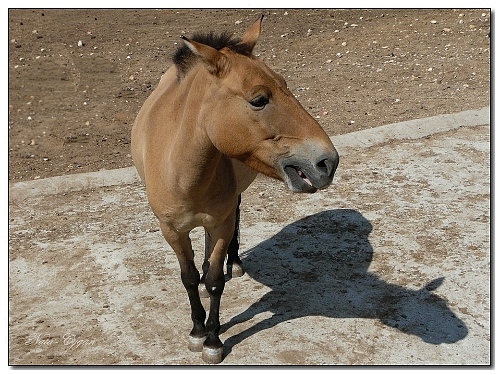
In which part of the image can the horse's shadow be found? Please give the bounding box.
[221,209,468,356]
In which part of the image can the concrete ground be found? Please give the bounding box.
[9,107,490,365]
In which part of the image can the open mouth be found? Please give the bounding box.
[278,150,337,194]
[295,167,313,187]
[283,165,318,193]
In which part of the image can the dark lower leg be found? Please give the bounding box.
[226,194,244,278]
[159,223,208,353]
[201,229,211,284]
[200,210,236,363]
[180,261,206,341]
[199,229,211,298]
[203,270,225,350]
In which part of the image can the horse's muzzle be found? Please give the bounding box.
[282,150,339,193]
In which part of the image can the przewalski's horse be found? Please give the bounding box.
[131,16,339,364]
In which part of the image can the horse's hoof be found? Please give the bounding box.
[227,263,244,278]
[198,283,210,298]
[188,335,206,352]
[202,346,224,364]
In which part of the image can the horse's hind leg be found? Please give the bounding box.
[159,222,207,352]
[226,194,244,278]
[198,230,211,298]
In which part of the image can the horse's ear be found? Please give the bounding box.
[181,35,230,77]
[238,15,264,53]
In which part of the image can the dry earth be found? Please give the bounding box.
[8,8,490,181]
[9,123,490,365]
[8,8,491,366]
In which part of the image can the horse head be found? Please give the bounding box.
[179,16,339,193]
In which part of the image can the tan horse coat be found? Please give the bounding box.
[131,16,339,363]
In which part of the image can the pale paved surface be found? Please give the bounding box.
[9,107,490,365]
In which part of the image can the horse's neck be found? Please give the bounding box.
[162,68,236,196]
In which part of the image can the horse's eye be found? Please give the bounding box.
[249,95,269,109]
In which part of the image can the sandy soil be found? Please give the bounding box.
[8,8,490,365]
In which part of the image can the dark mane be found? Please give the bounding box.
[173,31,252,78]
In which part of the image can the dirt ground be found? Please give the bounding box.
[8,8,491,366]
[8,9,490,182]
[8,123,490,365]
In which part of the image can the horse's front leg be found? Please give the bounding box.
[202,213,236,364]
[159,222,207,352]
[200,194,243,298]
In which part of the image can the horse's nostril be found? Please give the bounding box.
[317,159,329,172]
[316,158,333,175]
[316,153,339,177]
